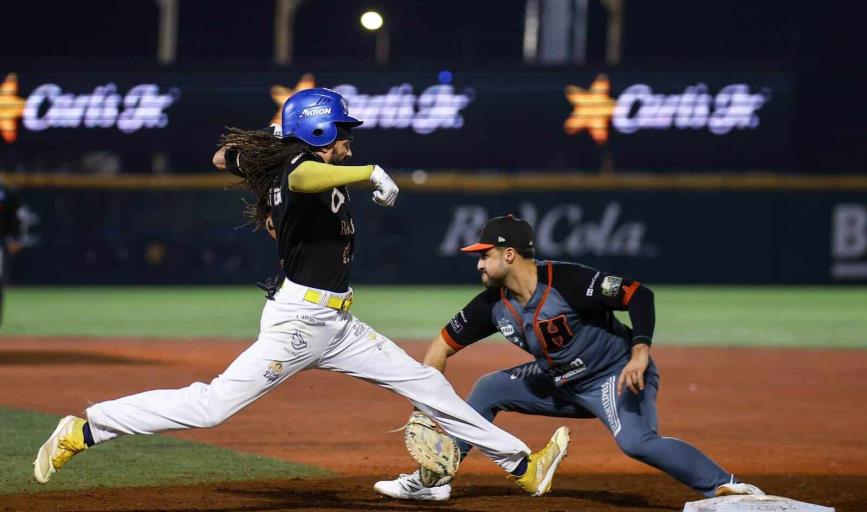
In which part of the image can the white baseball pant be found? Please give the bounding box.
[85,278,530,471]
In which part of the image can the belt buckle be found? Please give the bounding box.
[341,292,353,311]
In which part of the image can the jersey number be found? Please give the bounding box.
[537,315,573,349]
[269,187,282,207]
[331,188,345,213]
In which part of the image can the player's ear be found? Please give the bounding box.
[504,248,516,264]
[314,142,335,160]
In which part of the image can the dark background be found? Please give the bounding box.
[1,0,864,173]
[1,1,865,285]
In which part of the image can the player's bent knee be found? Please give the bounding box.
[192,382,236,428]
[198,407,231,429]
[468,371,510,398]
[466,371,511,415]
[616,434,654,461]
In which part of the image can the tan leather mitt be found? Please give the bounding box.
[401,412,460,485]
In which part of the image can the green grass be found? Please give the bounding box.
[0,407,327,495]
[1,285,866,347]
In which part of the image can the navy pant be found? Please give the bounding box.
[457,360,731,497]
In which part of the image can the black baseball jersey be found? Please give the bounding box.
[0,184,22,239]
[442,261,654,385]
[269,153,355,293]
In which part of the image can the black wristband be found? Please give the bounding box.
[224,148,244,177]
[632,335,652,347]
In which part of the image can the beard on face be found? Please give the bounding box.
[481,271,504,289]
[329,150,349,164]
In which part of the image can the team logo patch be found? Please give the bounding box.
[352,320,367,337]
[264,361,284,382]
[449,310,467,333]
[497,318,515,337]
[367,331,384,350]
[290,332,307,350]
[601,275,623,297]
[537,315,573,349]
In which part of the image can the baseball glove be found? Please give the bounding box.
[398,411,460,485]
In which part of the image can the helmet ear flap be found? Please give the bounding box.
[308,122,337,146]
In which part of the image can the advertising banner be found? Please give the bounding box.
[8,187,865,285]
[0,68,792,172]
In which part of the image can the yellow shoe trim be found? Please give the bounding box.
[50,418,88,470]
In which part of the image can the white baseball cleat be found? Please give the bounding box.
[33,415,89,484]
[715,481,766,497]
[374,470,452,501]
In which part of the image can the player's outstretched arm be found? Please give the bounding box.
[288,161,399,207]
[213,145,249,179]
[287,161,374,192]
[422,334,458,374]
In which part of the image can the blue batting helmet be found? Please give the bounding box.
[281,88,362,146]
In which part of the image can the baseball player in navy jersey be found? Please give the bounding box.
[33,89,571,497]
[375,214,764,501]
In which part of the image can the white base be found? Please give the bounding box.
[684,495,834,512]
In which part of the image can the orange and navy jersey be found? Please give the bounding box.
[442,261,654,384]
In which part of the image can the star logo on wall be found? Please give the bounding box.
[0,73,26,143]
[564,74,615,144]
[270,73,315,126]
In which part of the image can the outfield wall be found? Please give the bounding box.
[6,174,867,285]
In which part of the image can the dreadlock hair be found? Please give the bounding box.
[218,127,317,229]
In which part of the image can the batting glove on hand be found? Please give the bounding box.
[370,165,399,207]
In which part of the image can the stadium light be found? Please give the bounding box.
[360,11,389,65]
[360,11,384,31]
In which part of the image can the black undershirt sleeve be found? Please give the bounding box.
[625,285,654,346]
[223,148,243,177]
[552,262,655,346]
[441,289,498,351]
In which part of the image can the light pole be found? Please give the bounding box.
[360,11,389,66]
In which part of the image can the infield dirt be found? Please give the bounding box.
[1,338,865,511]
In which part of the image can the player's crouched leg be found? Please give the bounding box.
[466,371,513,420]
[613,429,657,463]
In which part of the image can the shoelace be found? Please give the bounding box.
[399,473,424,491]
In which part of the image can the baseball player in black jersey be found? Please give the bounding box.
[0,181,24,327]
[34,89,571,497]
[375,215,765,501]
